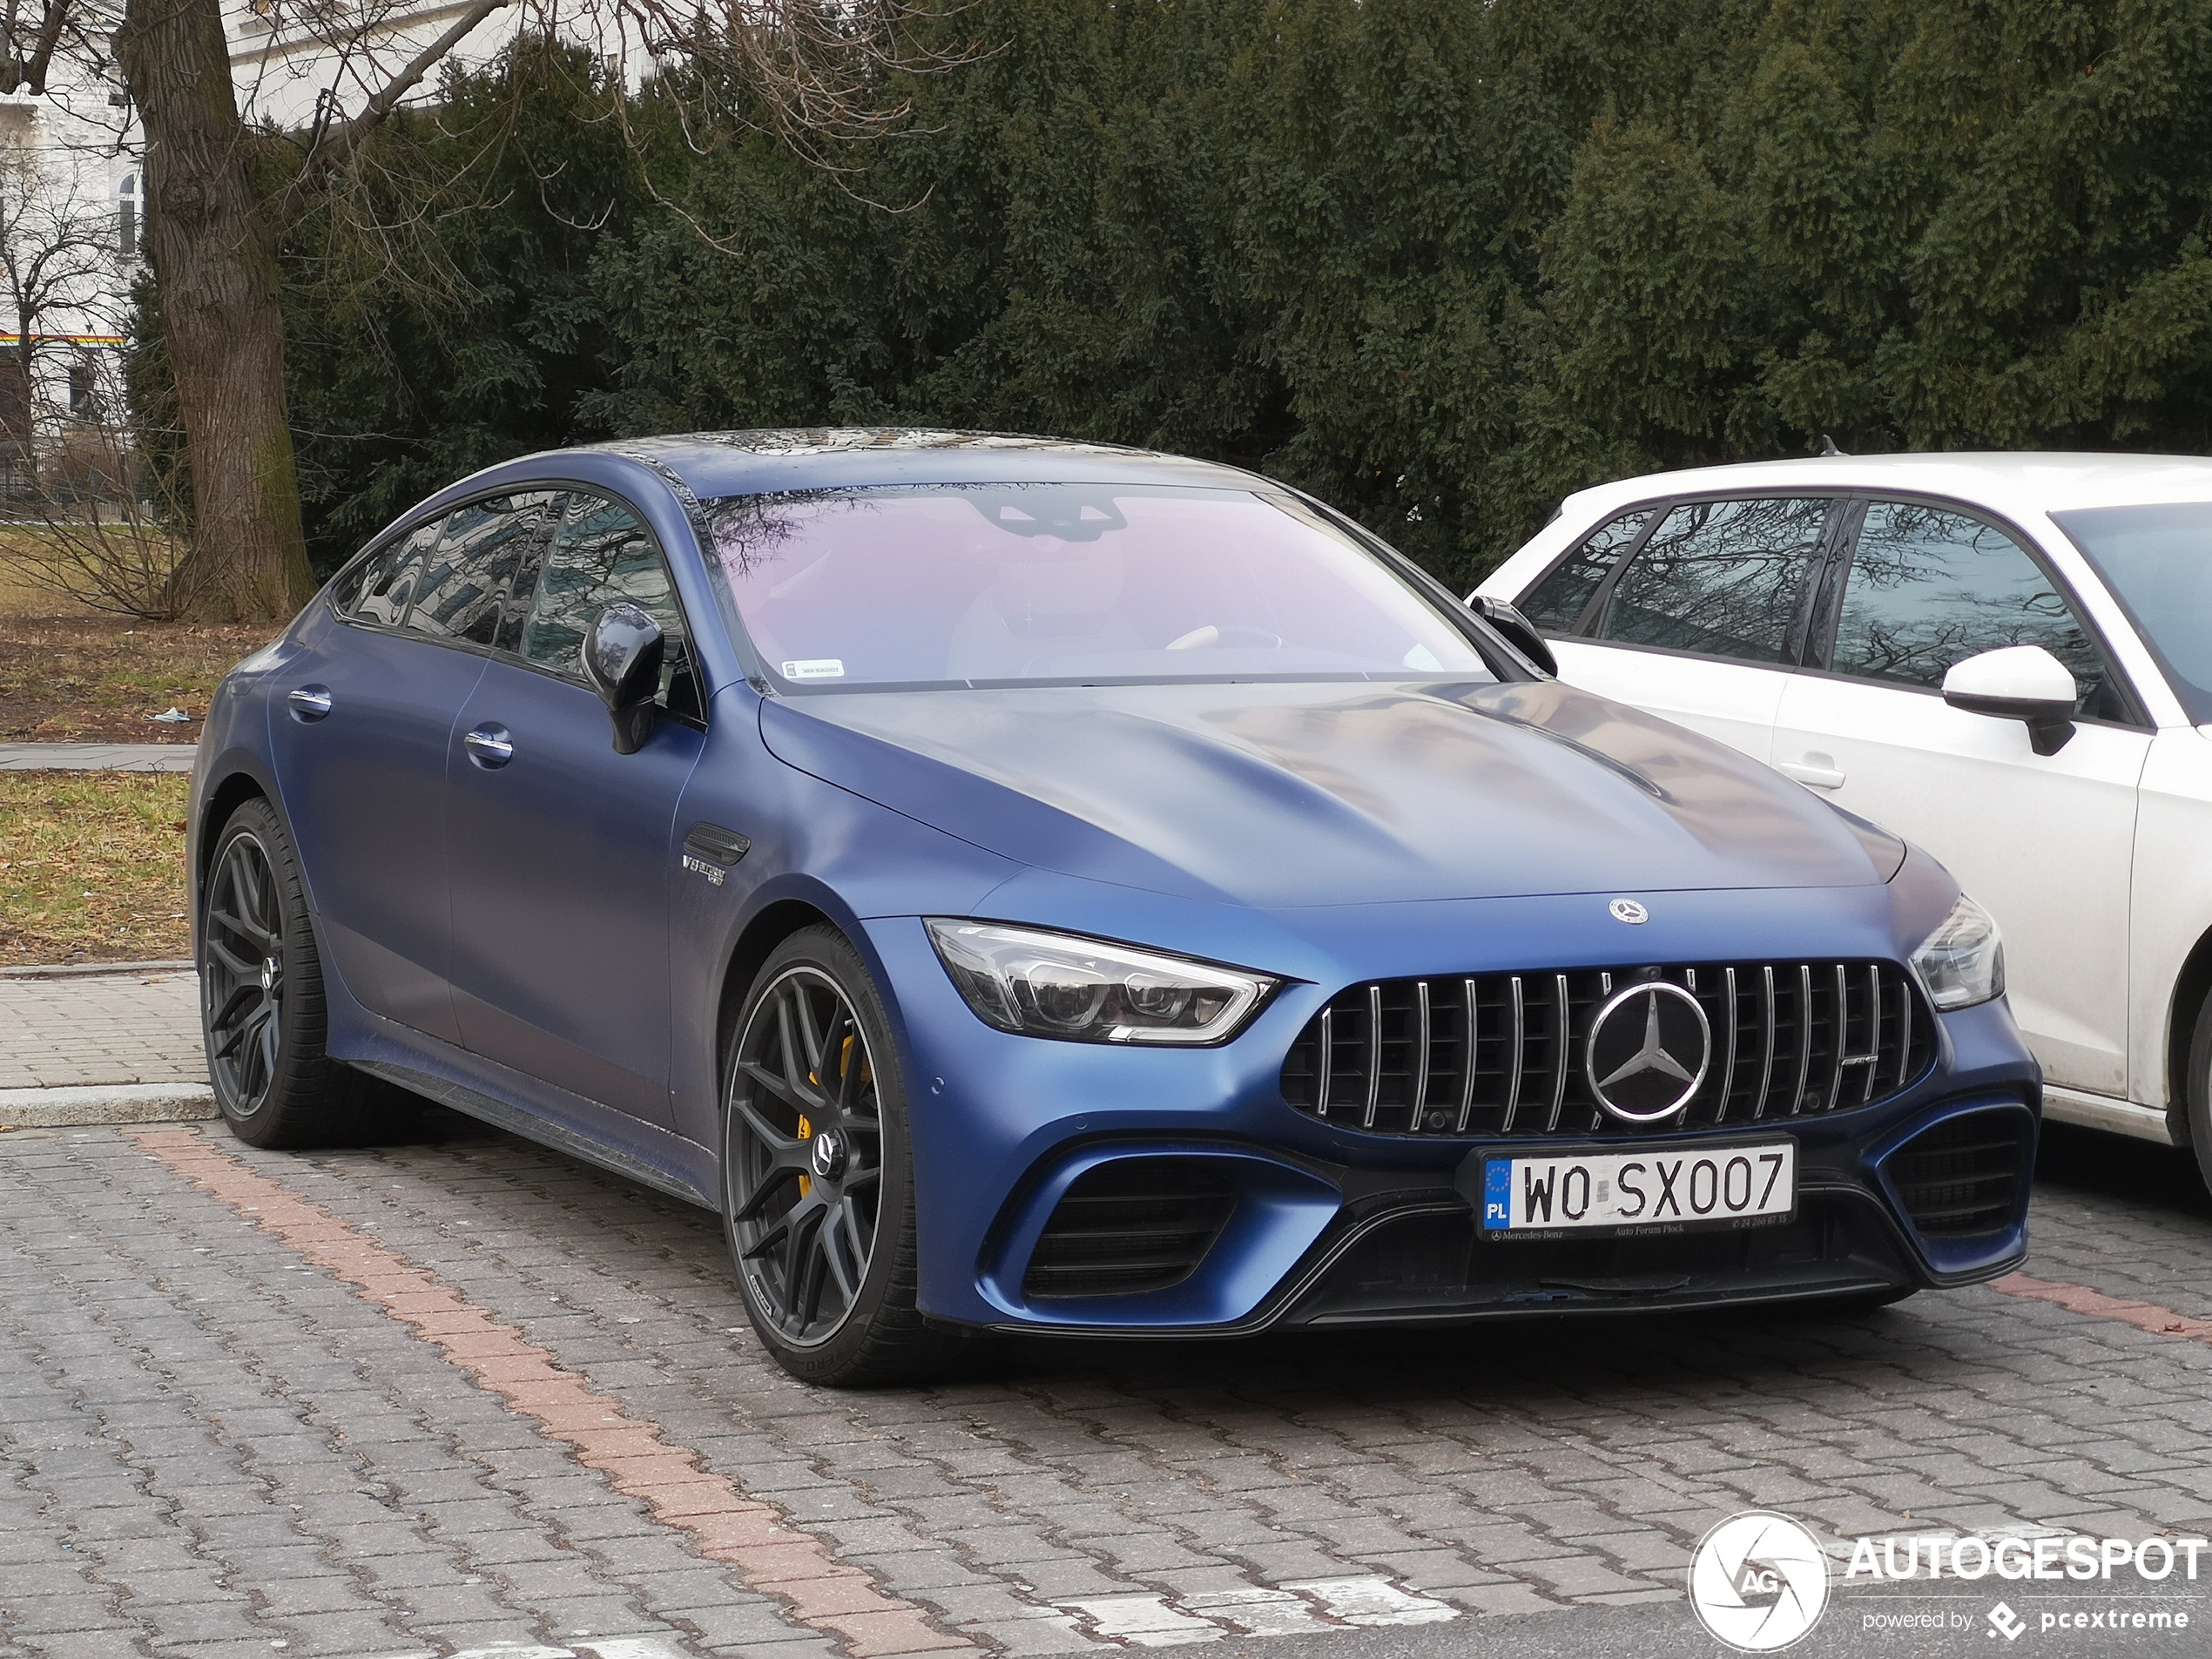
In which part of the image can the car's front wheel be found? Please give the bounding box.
[199,797,384,1147]
[2183,989,2212,1197]
[721,926,946,1386]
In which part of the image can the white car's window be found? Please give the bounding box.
[2054,502,2212,725]
[704,483,1496,690]
[1521,508,1654,634]
[1831,502,2122,718]
[1594,497,1832,664]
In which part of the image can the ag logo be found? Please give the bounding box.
[1689,1511,1830,1651]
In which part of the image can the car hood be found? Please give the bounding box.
[759,678,1890,909]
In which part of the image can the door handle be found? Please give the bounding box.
[287,685,333,722]
[463,724,515,769]
[1778,759,1845,790]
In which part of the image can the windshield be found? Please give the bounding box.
[701,482,1497,690]
[2052,502,2212,723]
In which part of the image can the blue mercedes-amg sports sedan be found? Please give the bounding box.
[191,430,2040,1384]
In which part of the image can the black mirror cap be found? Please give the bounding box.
[1942,688,2076,755]
[1466,594,1558,678]
[583,602,666,754]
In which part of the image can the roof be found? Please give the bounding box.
[574,428,1271,500]
[1560,451,2212,520]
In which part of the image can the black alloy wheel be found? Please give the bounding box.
[197,797,384,1148]
[2185,988,2212,1197]
[722,927,943,1385]
[203,826,286,1113]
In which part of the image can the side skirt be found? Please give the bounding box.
[2043,1083,2180,1146]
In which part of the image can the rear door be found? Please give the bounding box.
[1522,496,1840,764]
[267,511,483,1041]
[1771,497,2152,1095]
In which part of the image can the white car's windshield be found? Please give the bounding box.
[2054,502,2212,723]
[702,482,1497,690]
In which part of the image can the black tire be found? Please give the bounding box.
[2185,989,2212,1197]
[199,797,381,1148]
[720,926,948,1386]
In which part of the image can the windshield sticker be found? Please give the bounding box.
[781,658,846,680]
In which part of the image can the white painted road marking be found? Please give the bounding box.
[1064,1595,1227,1646]
[1286,1578,1459,1627]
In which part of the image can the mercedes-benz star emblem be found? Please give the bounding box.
[809,1129,844,1181]
[1608,897,1649,925]
[1586,980,1710,1123]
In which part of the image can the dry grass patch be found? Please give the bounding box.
[0,617,272,743]
[0,772,191,965]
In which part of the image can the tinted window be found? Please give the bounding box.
[340,515,443,626]
[1834,502,2120,718]
[1596,497,1831,664]
[2053,502,2212,724]
[408,492,565,649]
[521,494,698,707]
[704,483,1497,689]
[1522,509,1653,634]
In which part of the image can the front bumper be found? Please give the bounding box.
[866,913,2040,1335]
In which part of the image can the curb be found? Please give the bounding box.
[0,960,196,979]
[0,1082,216,1128]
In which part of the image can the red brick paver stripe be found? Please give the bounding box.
[136,1128,969,1659]
[1992,1271,2212,1343]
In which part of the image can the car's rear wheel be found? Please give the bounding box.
[199,798,381,1148]
[721,926,946,1386]
[2183,989,2212,1196]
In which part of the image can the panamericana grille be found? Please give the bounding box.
[1885,1112,2025,1238]
[1023,1158,1238,1298]
[1280,961,1933,1136]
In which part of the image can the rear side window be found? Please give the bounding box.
[1832,501,2124,718]
[407,492,565,651]
[1596,497,1832,664]
[335,515,444,626]
[1521,508,1652,634]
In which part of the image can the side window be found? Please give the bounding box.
[1521,508,1654,634]
[1596,497,1832,665]
[337,514,444,626]
[407,492,565,649]
[1831,501,2123,718]
[521,493,701,713]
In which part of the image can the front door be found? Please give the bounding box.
[1771,498,2152,1096]
[443,490,706,1128]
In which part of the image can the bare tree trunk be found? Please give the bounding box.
[117,0,314,623]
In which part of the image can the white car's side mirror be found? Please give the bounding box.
[1941,644,2078,756]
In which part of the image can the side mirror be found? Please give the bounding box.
[1941,644,2077,756]
[1466,594,1558,677]
[583,602,665,755]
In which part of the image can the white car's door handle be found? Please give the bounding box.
[1778,760,1845,790]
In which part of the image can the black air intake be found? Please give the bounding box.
[1280,961,1934,1136]
[1885,1112,2027,1238]
[1023,1158,1238,1299]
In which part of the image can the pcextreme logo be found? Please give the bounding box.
[1689,1511,1832,1651]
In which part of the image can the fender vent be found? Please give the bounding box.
[1886,1112,2026,1238]
[1023,1158,1238,1299]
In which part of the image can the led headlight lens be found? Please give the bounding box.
[1911,894,2006,1010]
[924,920,1278,1045]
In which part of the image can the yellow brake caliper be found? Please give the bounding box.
[796,1035,858,1198]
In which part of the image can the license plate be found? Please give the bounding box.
[1479,1141,1796,1237]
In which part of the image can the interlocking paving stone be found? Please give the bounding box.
[2,1114,2211,1658]
[0,973,204,1089]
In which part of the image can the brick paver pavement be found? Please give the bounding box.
[3,1109,2211,1659]
[0,971,205,1089]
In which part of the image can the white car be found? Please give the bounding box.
[1476,452,2212,1188]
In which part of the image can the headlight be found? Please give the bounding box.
[1911,894,2006,1010]
[924,920,1278,1045]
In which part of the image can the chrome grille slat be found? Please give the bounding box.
[1282,958,1934,1137]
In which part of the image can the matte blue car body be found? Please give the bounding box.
[189,432,2042,1339]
